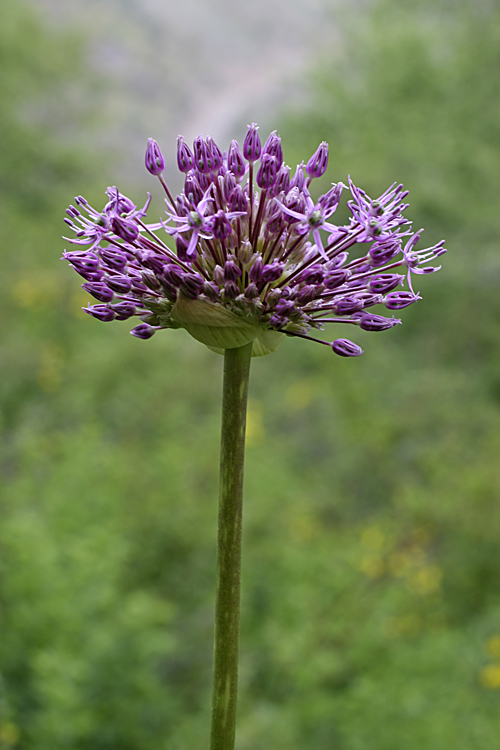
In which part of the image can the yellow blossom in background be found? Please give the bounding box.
[479,664,500,689]
[0,722,20,747]
[245,400,265,446]
[284,381,313,410]
[486,635,500,658]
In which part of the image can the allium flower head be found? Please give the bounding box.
[62,125,446,356]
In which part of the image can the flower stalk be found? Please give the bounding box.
[210,341,253,750]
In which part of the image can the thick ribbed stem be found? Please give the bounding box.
[209,341,253,750]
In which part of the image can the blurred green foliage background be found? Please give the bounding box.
[1,0,500,748]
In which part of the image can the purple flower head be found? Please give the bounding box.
[145,138,165,176]
[243,123,261,163]
[306,141,329,179]
[63,125,446,357]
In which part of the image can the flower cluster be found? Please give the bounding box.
[62,124,446,357]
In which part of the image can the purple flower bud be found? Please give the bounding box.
[368,273,404,294]
[175,233,191,262]
[358,313,401,331]
[177,136,193,173]
[130,279,149,293]
[384,291,420,309]
[111,301,136,320]
[300,264,325,284]
[111,216,139,243]
[211,210,233,241]
[334,296,364,315]
[272,164,291,196]
[223,259,242,282]
[130,323,156,339]
[262,262,284,283]
[290,164,305,191]
[243,123,261,163]
[64,252,101,278]
[141,271,162,291]
[369,238,401,266]
[262,131,283,170]
[256,154,278,189]
[100,248,128,271]
[249,257,263,283]
[82,281,114,303]
[275,298,295,315]
[105,188,137,216]
[207,137,223,171]
[180,273,204,299]
[332,339,364,357]
[296,284,320,304]
[193,136,213,174]
[317,183,343,215]
[145,137,165,176]
[203,281,220,300]
[106,274,132,294]
[244,282,259,299]
[223,281,240,300]
[223,171,238,202]
[161,280,178,302]
[138,250,166,275]
[269,313,287,328]
[326,252,349,269]
[306,141,329,179]
[163,264,185,286]
[84,304,115,322]
[229,186,248,213]
[283,187,306,223]
[228,140,246,180]
[184,171,203,205]
[324,269,350,290]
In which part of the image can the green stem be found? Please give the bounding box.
[209,341,253,750]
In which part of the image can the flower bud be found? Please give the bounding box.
[111,301,136,320]
[100,248,128,271]
[384,291,420,309]
[145,137,165,176]
[82,281,114,303]
[262,131,283,169]
[290,163,305,191]
[243,123,261,163]
[332,339,364,357]
[324,269,350,290]
[249,257,263,283]
[106,274,132,294]
[368,273,404,294]
[177,136,193,173]
[84,304,115,322]
[211,210,232,241]
[180,273,204,299]
[262,262,284,283]
[256,154,277,189]
[296,284,320,304]
[203,281,220,300]
[111,216,139,243]
[333,296,364,315]
[184,171,203,205]
[175,233,191,262]
[358,313,401,331]
[207,137,223,171]
[223,281,240,300]
[306,141,329,179]
[228,139,246,180]
[163,264,185,286]
[224,259,242,282]
[130,323,156,339]
[300,264,325,284]
[193,136,213,174]
[229,186,248,213]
